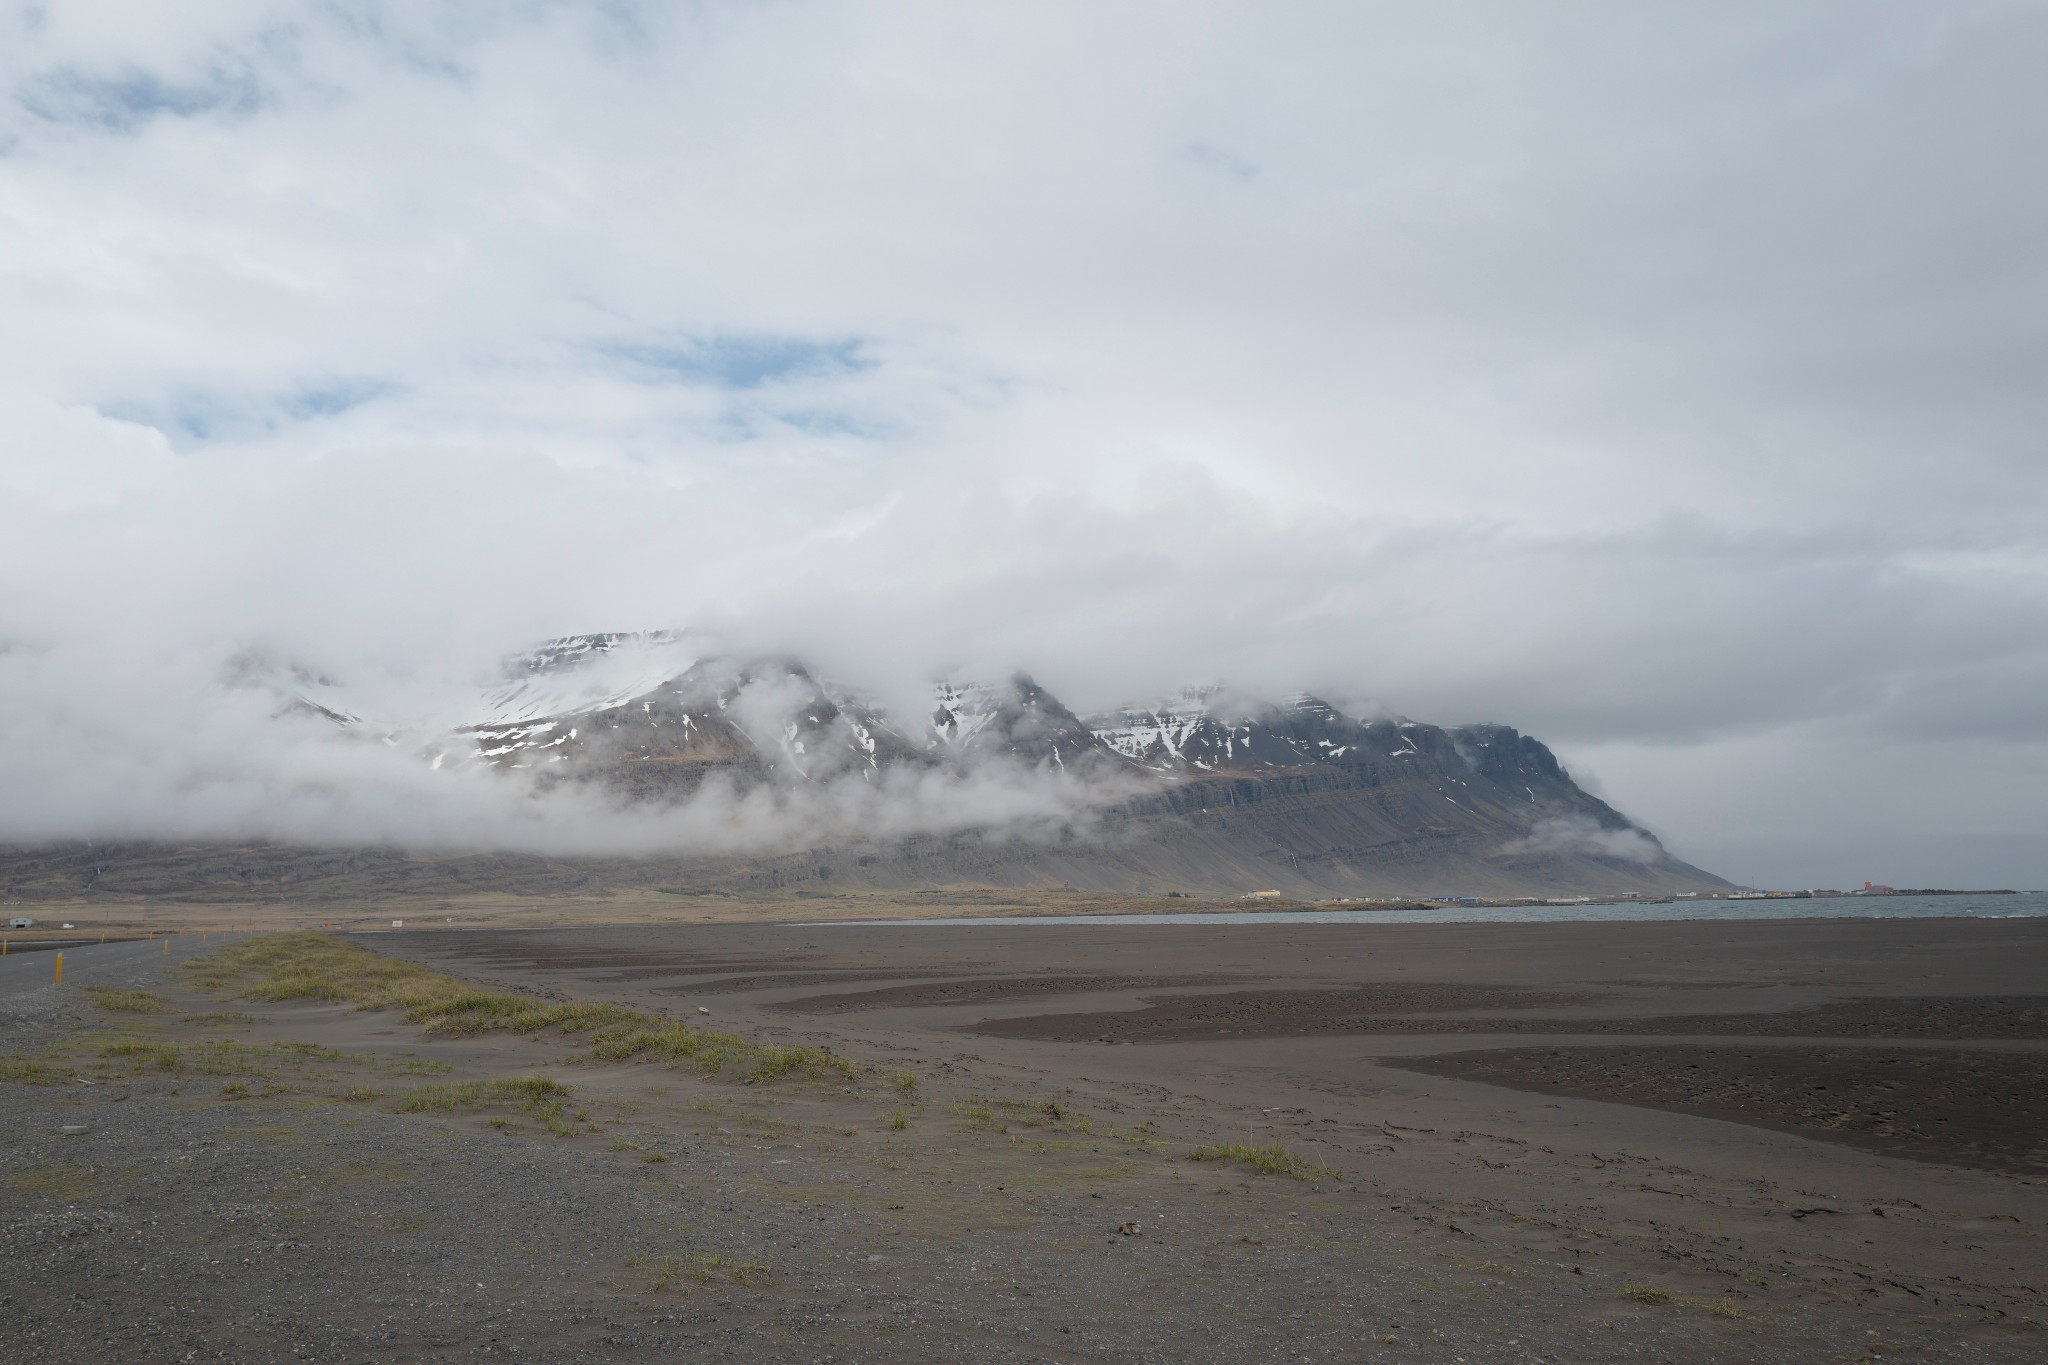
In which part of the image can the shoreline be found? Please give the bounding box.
[0,888,2040,940]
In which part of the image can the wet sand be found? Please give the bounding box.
[1390,1044,2048,1175]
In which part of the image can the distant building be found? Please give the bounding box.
[1242,890,1283,899]
[7,917,36,930]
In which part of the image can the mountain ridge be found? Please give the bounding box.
[0,632,1734,901]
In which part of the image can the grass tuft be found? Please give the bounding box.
[0,1054,77,1086]
[99,1039,184,1072]
[1187,1141,1338,1182]
[188,933,853,1084]
[82,986,171,1014]
[96,1037,349,1079]
[1619,1284,1748,1318]
[397,1076,576,1133]
[950,1099,1002,1132]
[633,1252,771,1292]
[8,1162,101,1201]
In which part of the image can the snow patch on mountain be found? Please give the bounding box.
[474,630,702,728]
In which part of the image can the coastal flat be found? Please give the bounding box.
[3,914,2044,1362]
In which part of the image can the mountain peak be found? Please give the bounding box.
[155,632,1728,897]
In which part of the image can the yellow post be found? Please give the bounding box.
[3,939,8,956]
[54,953,63,985]
[162,937,169,955]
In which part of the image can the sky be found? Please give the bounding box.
[1,1,2045,888]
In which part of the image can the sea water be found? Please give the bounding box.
[828,891,2047,928]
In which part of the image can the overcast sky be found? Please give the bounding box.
[2,2,2044,887]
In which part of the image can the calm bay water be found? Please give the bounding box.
[830,891,2047,928]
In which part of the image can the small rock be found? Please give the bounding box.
[696,1007,711,1015]
[1117,1221,1140,1236]
[59,1124,88,1136]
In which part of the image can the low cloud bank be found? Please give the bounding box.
[0,425,2043,878]
[1501,815,1661,865]
[0,633,1136,857]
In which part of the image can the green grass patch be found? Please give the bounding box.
[1187,1141,1338,1181]
[632,1252,771,1292]
[98,1039,183,1072]
[189,933,853,1084]
[82,986,171,1014]
[950,1099,1001,1132]
[381,1054,453,1076]
[0,1054,76,1085]
[1619,1285,1747,1318]
[96,1037,351,1079]
[8,1161,102,1201]
[397,1076,576,1133]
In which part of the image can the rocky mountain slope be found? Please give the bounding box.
[0,633,1731,901]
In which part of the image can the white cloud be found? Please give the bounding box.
[1,2,2044,885]
[1501,814,1661,866]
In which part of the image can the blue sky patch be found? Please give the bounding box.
[767,407,889,439]
[286,379,397,421]
[603,334,873,390]
[103,378,396,444]
[19,62,266,134]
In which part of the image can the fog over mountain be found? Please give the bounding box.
[0,629,1732,900]
[2,3,2045,888]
